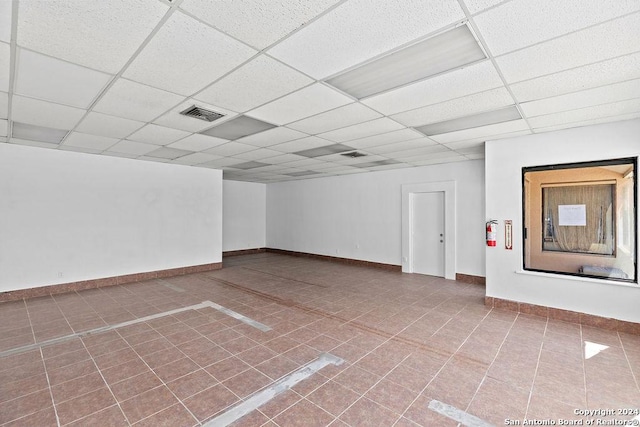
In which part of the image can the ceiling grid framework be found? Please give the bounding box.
[0,0,638,182]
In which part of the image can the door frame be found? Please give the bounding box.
[401,181,456,279]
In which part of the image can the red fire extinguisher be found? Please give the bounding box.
[486,220,498,247]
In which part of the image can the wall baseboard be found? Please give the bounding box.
[485,296,640,336]
[265,248,402,271]
[0,262,222,303]
[455,273,486,285]
[223,248,267,257]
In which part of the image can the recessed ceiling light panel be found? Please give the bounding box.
[326,24,486,99]
[11,121,68,144]
[294,143,354,158]
[415,105,522,136]
[199,115,276,140]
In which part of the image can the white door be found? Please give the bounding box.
[412,191,445,277]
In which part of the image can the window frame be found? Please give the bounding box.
[521,157,638,284]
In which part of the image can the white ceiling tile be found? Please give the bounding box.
[444,140,486,150]
[124,11,256,96]
[154,99,237,132]
[430,119,530,143]
[170,152,222,166]
[261,154,308,164]
[0,119,6,136]
[58,145,102,155]
[62,132,120,151]
[280,158,327,168]
[287,103,383,134]
[366,138,438,154]
[195,55,313,113]
[0,92,7,118]
[146,147,194,159]
[391,87,513,126]
[363,61,504,115]
[346,129,425,149]
[0,1,11,43]
[497,13,640,84]
[127,124,191,146]
[93,78,184,122]
[462,0,504,14]
[510,52,640,102]
[204,142,258,157]
[269,136,336,153]
[15,49,112,108]
[532,112,640,133]
[11,95,85,130]
[247,83,353,125]
[268,0,464,79]
[474,0,640,56]
[200,157,246,168]
[440,129,531,146]
[76,112,145,139]
[17,0,168,73]
[465,153,485,160]
[180,0,340,50]
[102,151,139,159]
[233,148,282,161]
[317,118,405,143]
[520,79,640,117]
[106,140,158,156]
[235,126,307,147]
[410,155,468,166]
[138,156,171,163]
[387,144,453,159]
[528,98,640,129]
[167,133,228,151]
[0,42,8,93]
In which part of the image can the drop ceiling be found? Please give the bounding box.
[1,0,639,183]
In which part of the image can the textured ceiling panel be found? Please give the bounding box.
[268,0,464,79]
[63,132,119,151]
[203,142,257,157]
[510,52,640,102]
[363,61,503,115]
[167,134,228,151]
[11,95,85,130]
[124,12,257,96]
[146,146,193,160]
[461,0,504,15]
[17,0,168,73]
[180,0,340,50]
[76,112,145,139]
[15,49,112,108]
[0,43,8,93]
[318,118,405,143]
[235,126,307,147]
[0,92,7,118]
[532,112,640,133]
[520,79,640,117]
[346,128,425,149]
[496,13,640,84]
[430,119,530,144]
[365,138,438,155]
[127,124,191,146]
[287,103,383,135]
[170,152,222,166]
[271,136,339,154]
[233,148,282,161]
[528,98,640,129]
[247,84,353,125]
[106,140,158,156]
[474,0,640,56]
[93,78,185,122]
[0,2,10,43]
[391,87,513,126]
[195,55,313,113]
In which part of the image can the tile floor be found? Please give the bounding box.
[1,253,639,426]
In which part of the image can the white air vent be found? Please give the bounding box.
[179,105,225,122]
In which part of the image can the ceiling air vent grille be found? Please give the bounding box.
[179,105,225,122]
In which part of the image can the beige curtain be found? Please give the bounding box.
[543,184,614,254]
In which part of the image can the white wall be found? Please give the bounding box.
[223,180,266,251]
[0,144,223,292]
[267,160,485,276]
[485,119,640,323]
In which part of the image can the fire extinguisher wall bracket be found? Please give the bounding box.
[486,220,498,247]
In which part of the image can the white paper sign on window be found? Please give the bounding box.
[558,204,586,226]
